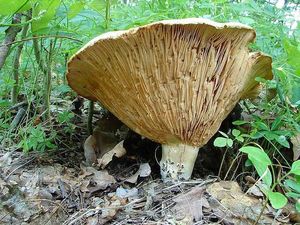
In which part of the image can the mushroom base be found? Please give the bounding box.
[160,143,199,181]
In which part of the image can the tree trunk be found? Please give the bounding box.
[0,14,22,70]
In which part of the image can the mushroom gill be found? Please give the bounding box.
[67,18,273,180]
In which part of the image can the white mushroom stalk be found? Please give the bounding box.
[160,144,199,180]
[67,18,273,181]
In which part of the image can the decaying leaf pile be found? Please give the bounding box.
[1,148,299,225]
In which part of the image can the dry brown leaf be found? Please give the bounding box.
[0,151,12,168]
[84,135,98,165]
[80,179,91,192]
[81,166,116,189]
[173,186,207,222]
[291,133,300,161]
[247,185,264,197]
[86,217,99,225]
[97,140,126,169]
[97,196,124,224]
[125,163,151,183]
[207,181,274,225]
[0,177,9,196]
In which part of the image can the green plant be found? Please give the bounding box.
[18,124,56,152]
[56,111,75,134]
[240,145,300,213]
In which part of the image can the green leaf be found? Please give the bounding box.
[239,146,272,166]
[214,137,227,147]
[296,200,300,213]
[232,129,241,137]
[296,175,300,183]
[290,78,300,106]
[0,0,32,16]
[32,0,60,33]
[264,132,278,141]
[291,161,300,175]
[227,138,233,147]
[254,162,273,188]
[245,159,253,167]
[68,1,85,19]
[267,191,288,209]
[284,179,300,193]
[233,120,248,125]
[0,100,11,107]
[255,121,270,131]
[271,117,283,131]
[240,146,272,187]
[250,131,264,139]
[283,39,300,74]
[89,0,106,13]
[219,131,229,138]
[276,135,290,148]
[236,136,244,142]
[285,191,300,199]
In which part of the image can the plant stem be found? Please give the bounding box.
[105,0,111,29]
[160,143,199,181]
[87,101,94,135]
[11,21,29,104]
[0,35,82,48]
[218,147,229,178]
[253,196,269,225]
[33,36,55,120]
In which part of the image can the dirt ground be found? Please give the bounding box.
[1,144,298,225]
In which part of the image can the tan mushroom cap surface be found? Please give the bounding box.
[67,18,273,147]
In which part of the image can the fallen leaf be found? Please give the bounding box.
[207,181,274,224]
[97,196,124,224]
[125,163,151,183]
[247,184,264,197]
[0,151,13,168]
[98,140,126,169]
[87,216,99,225]
[0,177,9,196]
[173,186,207,222]
[80,179,91,193]
[84,135,98,165]
[291,133,300,161]
[81,166,116,189]
[116,186,139,199]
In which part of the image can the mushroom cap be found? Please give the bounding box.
[67,18,273,147]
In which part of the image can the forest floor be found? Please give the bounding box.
[0,109,297,225]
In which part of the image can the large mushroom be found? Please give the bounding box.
[67,18,273,181]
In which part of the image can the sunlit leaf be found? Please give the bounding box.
[291,161,300,175]
[68,1,85,19]
[32,0,61,33]
[0,0,33,16]
[240,146,272,187]
[213,137,227,148]
[227,138,233,147]
[267,191,287,209]
[232,129,241,137]
[284,179,300,193]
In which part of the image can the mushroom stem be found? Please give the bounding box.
[160,143,199,181]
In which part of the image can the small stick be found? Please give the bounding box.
[58,178,68,199]
[87,100,94,135]
[10,107,26,130]
[9,100,28,111]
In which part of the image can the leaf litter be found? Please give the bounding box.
[1,144,299,224]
